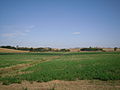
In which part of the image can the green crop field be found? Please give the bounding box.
[0,52,120,85]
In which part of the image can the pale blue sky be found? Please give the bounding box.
[0,0,120,48]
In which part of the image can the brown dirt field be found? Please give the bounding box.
[0,80,120,90]
[69,48,80,52]
[103,48,120,52]
[0,48,29,53]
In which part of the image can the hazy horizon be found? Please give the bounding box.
[0,0,120,48]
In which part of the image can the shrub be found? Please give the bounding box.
[80,47,103,51]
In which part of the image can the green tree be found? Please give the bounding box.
[114,47,117,51]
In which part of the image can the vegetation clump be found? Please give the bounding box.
[80,47,103,51]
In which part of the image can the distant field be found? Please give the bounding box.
[0,52,120,86]
[103,48,120,52]
[0,48,29,53]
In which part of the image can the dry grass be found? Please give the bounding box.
[0,48,29,53]
[0,80,120,90]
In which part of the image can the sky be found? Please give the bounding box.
[0,0,120,48]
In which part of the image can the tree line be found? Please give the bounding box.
[0,46,118,52]
[0,46,70,52]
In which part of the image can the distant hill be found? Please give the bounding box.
[0,48,29,53]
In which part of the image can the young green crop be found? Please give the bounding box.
[0,52,120,84]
